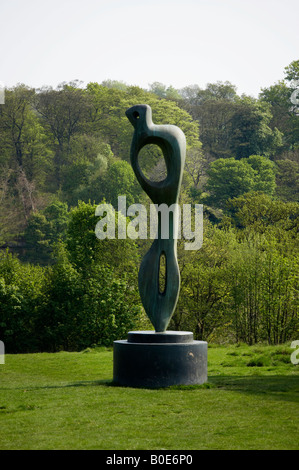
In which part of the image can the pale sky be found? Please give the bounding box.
[1,0,298,97]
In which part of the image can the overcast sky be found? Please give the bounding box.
[1,0,298,97]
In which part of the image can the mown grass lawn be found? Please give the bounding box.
[0,343,298,450]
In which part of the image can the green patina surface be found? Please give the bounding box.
[126,104,186,332]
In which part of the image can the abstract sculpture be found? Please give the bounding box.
[125,104,185,332]
[113,104,207,388]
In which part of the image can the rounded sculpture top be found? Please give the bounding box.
[125,104,152,130]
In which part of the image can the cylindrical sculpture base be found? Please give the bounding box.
[113,331,207,388]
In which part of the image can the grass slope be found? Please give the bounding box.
[0,344,298,450]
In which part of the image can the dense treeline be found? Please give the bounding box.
[0,61,298,352]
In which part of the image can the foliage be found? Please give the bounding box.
[0,62,298,351]
[34,244,140,351]
[97,158,141,207]
[148,81,182,100]
[60,137,112,205]
[65,200,139,278]
[174,217,299,345]
[23,200,69,264]
[181,85,283,159]
[173,225,235,339]
[226,191,299,235]
[0,85,53,234]
[33,81,91,187]
[228,234,299,345]
[275,157,299,202]
[205,155,276,208]
[0,250,45,352]
[259,60,299,150]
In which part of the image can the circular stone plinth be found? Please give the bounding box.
[127,330,194,344]
[113,332,207,388]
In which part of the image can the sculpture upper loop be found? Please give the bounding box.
[126,104,186,206]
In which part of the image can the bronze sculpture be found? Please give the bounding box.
[126,104,185,332]
[112,104,207,388]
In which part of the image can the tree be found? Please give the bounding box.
[100,158,141,207]
[206,158,255,209]
[86,82,201,160]
[275,158,299,202]
[0,85,35,169]
[284,60,299,82]
[34,81,90,187]
[195,81,238,104]
[23,200,69,264]
[259,81,292,145]
[148,82,181,101]
[34,243,141,351]
[65,201,139,279]
[60,137,112,206]
[178,84,201,105]
[228,233,299,345]
[172,223,236,341]
[101,79,129,91]
[259,60,299,150]
[0,85,53,222]
[0,250,45,352]
[229,97,283,159]
[226,191,299,237]
[205,155,276,209]
[180,82,282,159]
[184,146,209,192]
[228,236,263,344]
[247,155,276,195]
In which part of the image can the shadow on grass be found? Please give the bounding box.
[71,375,299,403]
[3,376,298,404]
[0,380,114,391]
[107,375,299,403]
[13,380,213,391]
[208,375,299,403]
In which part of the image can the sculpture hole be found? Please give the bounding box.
[133,111,140,119]
[159,252,167,294]
[138,144,167,182]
